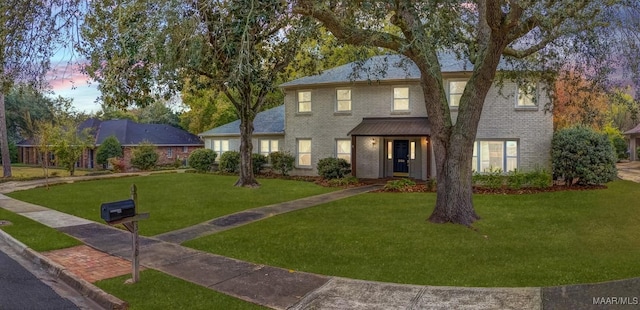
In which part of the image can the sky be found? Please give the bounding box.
[47,50,102,114]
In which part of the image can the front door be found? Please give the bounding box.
[393,140,409,176]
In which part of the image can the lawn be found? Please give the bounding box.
[0,208,82,252]
[97,270,266,310]
[184,180,640,287]
[6,173,335,236]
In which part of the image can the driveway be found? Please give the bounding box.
[617,161,640,183]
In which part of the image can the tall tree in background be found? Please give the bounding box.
[0,0,81,177]
[81,0,313,187]
[553,72,609,131]
[295,0,640,225]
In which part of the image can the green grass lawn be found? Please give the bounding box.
[97,270,266,310]
[0,208,82,251]
[184,180,640,287]
[1,165,89,179]
[6,173,335,236]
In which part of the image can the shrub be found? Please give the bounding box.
[552,126,617,185]
[506,169,526,190]
[603,124,628,161]
[524,168,552,188]
[96,135,123,167]
[188,149,217,173]
[472,167,504,189]
[317,157,351,179]
[252,153,268,175]
[108,157,126,172]
[130,142,159,171]
[327,176,359,187]
[269,151,295,176]
[383,178,416,191]
[218,151,240,173]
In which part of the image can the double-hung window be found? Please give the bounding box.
[448,80,467,107]
[212,140,229,161]
[336,89,351,112]
[472,140,518,172]
[517,82,537,107]
[393,87,410,111]
[298,91,312,112]
[167,147,173,158]
[297,139,312,167]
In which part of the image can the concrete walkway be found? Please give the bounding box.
[1,173,639,309]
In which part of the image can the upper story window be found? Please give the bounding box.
[393,87,410,111]
[517,82,537,107]
[336,89,351,112]
[298,91,312,112]
[448,80,467,107]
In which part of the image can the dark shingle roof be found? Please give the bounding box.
[280,53,515,88]
[348,117,431,136]
[199,105,284,137]
[18,119,203,147]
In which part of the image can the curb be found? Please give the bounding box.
[0,229,128,310]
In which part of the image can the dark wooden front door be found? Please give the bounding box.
[393,140,409,175]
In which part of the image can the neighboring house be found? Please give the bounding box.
[201,54,553,180]
[623,124,640,160]
[17,118,204,170]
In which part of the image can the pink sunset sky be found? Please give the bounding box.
[47,52,101,114]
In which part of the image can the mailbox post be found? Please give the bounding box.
[100,184,149,284]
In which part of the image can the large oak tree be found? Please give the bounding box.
[294,0,640,225]
[80,0,313,187]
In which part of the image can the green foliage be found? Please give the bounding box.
[252,153,268,175]
[327,176,359,187]
[188,149,217,173]
[503,168,552,189]
[602,124,628,161]
[383,178,416,191]
[130,142,159,171]
[96,135,123,166]
[472,167,504,189]
[108,157,126,172]
[49,119,94,176]
[552,126,617,185]
[317,157,351,179]
[268,151,295,176]
[506,169,526,189]
[218,151,240,173]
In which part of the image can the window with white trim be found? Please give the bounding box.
[336,139,351,163]
[517,82,537,107]
[448,80,467,107]
[473,140,518,172]
[393,87,410,111]
[212,140,229,161]
[336,89,351,112]
[297,139,312,167]
[260,139,279,156]
[167,147,173,158]
[298,91,312,112]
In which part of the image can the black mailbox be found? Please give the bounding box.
[101,199,136,222]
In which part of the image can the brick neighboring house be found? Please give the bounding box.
[17,118,204,170]
[200,54,553,179]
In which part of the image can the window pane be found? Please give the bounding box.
[480,141,504,171]
[337,89,350,101]
[506,141,517,156]
[299,101,311,112]
[337,140,350,153]
[298,140,311,152]
[410,141,416,160]
[450,81,466,93]
[394,99,409,111]
[299,154,311,166]
[472,142,478,172]
[394,87,409,98]
[337,101,351,111]
[214,140,220,151]
[260,140,270,153]
[506,158,518,172]
[450,94,462,107]
[271,140,279,152]
[298,91,311,102]
[518,83,536,106]
[221,140,229,151]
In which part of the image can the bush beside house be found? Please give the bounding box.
[130,142,159,171]
[268,151,294,176]
[188,149,217,173]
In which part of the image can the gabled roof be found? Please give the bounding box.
[17,119,203,147]
[199,105,285,137]
[280,53,514,88]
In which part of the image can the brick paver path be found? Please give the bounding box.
[43,245,136,283]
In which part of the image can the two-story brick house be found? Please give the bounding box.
[201,54,553,180]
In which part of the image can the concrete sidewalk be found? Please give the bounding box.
[1,173,639,309]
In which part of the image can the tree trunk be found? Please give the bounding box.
[0,92,12,178]
[234,113,259,187]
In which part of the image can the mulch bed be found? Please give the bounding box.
[374,184,607,194]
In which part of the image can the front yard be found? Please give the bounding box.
[184,180,640,287]
[6,173,336,236]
